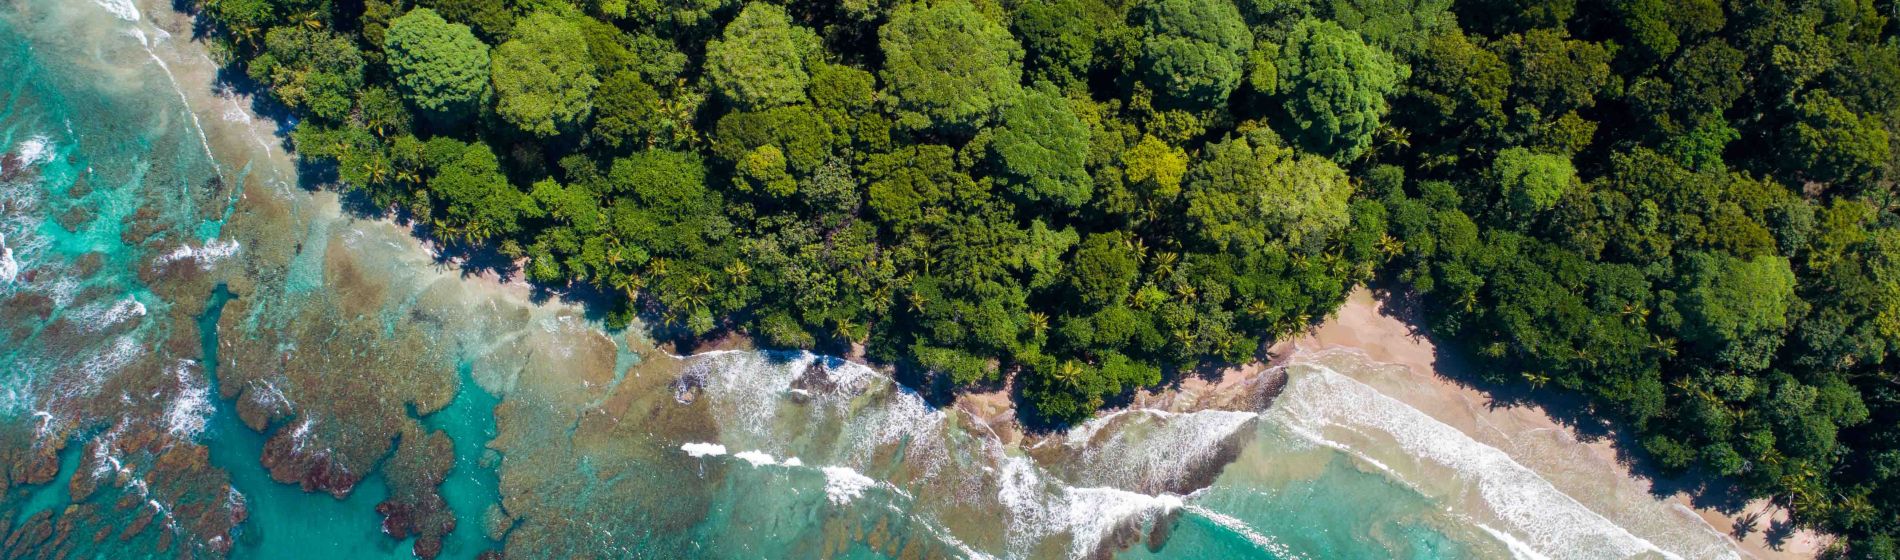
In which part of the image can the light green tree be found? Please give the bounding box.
[385,8,491,123]
[491,12,598,137]
[991,84,1092,207]
[1185,131,1354,251]
[879,0,1024,131]
[1493,147,1577,213]
[704,3,820,110]
[1679,251,1797,371]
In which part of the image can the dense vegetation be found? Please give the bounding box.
[198,0,1900,553]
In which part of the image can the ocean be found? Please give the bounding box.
[0,1,1748,558]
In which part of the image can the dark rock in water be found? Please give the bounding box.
[673,365,707,405]
[260,432,362,499]
[414,534,444,559]
[55,206,91,234]
[1145,510,1176,553]
[20,447,58,486]
[4,510,52,560]
[378,426,456,560]
[790,359,838,401]
[0,153,27,183]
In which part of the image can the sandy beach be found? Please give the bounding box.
[1282,289,1827,559]
[119,0,1828,554]
[943,286,1833,557]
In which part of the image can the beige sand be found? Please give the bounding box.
[1291,289,1827,559]
[126,0,1830,553]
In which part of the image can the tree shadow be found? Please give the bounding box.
[1363,281,1760,517]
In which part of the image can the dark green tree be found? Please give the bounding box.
[1133,0,1251,108]
[991,84,1092,207]
[1273,19,1406,161]
[385,8,492,124]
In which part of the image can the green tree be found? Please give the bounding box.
[492,12,599,137]
[1275,19,1407,161]
[879,0,1024,131]
[1492,147,1576,213]
[251,28,365,122]
[1012,0,1099,88]
[1123,135,1189,199]
[1133,0,1251,108]
[704,3,820,110]
[385,8,492,124]
[1069,232,1141,308]
[418,0,516,40]
[1185,131,1355,252]
[430,143,538,242]
[1787,91,1891,188]
[991,84,1092,207]
[1678,251,1797,371]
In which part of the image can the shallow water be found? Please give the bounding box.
[0,2,1748,559]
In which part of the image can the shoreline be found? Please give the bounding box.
[960,288,1827,558]
[1274,289,1824,558]
[123,0,1828,555]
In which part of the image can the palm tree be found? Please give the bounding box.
[1151,251,1178,278]
[830,318,857,343]
[723,260,751,285]
[1378,233,1404,260]
[1648,334,1678,358]
[1026,311,1049,338]
[1051,361,1085,387]
[1173,282,1197,301]
[361,157,390,186]
[609,272,645,301]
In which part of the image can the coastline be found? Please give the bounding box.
[961,288,1828,558]
[114,0,1830,555]
[1284,289,1824,559]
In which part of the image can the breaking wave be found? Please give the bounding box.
[1269,362,1683,560]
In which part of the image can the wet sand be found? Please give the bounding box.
[119,0,1830,554]
[1283,289,1826,559]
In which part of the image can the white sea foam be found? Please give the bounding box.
[683,350,951,479]
[1060,487,1183,558]
[79,297,147,331]
[48,277,77,307]
[33,410,56,439]
[14,135,54,166]
[781,457,804,467]
[989,455,1191,558]
[0,232,17,283]
[1183,505,1302,558]
[733,450,777,467]
[1478,523,1554,560]
[92,0,140,21]
[77,335,141,389]
[680,442,727,458]
[1066,409,1257,492]
[127,29,218,162]
[1270,363,1682,560]
[154,238,240,270]
[163,360,212,439]
[288,417,315,452]
[822,466,876,504]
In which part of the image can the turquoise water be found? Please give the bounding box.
[0,2,1746,559]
